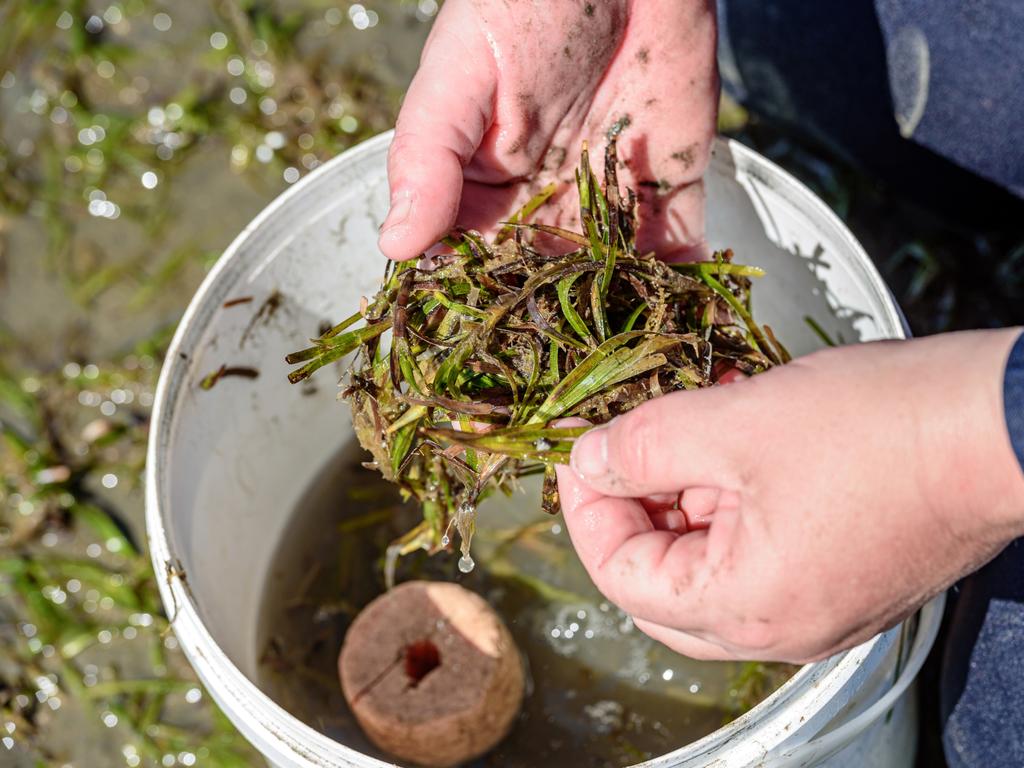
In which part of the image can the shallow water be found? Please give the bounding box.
[0,3,432,764]
[256,441,793,767]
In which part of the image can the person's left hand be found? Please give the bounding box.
[377,0,719,262]
[555,329,1024,663]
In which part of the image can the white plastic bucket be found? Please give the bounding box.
[146,132,944,768]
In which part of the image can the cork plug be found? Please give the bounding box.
[338,581,525,767]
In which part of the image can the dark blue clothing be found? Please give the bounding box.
[717,4,1024,765]
[873,1,1024,198]
[942,335,1024,766]
[717,0,1024,224]
[941,538,1024,768]
[1006,332,1024,473]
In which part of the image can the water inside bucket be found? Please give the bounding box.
[255,439,795,767]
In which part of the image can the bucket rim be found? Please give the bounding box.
[145,131,939,767]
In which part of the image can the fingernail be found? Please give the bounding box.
[571,426,608,481]
[380,191,414,235]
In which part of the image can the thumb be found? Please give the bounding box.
[569,388,741,497]
[378,4,496,261]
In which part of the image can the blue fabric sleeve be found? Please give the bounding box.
[1006,331,1024,473]
[874,0,1024,197]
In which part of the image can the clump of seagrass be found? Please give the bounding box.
[286,140,789,572]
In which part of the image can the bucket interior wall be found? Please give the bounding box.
[161,157,389,676]
[156,135,905,719]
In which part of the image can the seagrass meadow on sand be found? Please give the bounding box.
[287,139,789,574]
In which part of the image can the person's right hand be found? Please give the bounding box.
[555,329,1024,663]
[378,0,719,262]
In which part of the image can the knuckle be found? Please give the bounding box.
[591,574,625,614]
[388,132,414,156]
[387,133,422,171]
[611,411,655,480]
[722,618,780,654]
[599,557,634,603]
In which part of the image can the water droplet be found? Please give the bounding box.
[440,535,450,547]
[457,555,475,573]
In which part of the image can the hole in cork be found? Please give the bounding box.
[404,639,441,687]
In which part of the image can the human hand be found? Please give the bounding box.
[555,329,1024,663]
[378,0,719,261]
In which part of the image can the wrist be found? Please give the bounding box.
[1003,328,1024,478]
[991,328,1024,533]
[922,329,1024,540]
